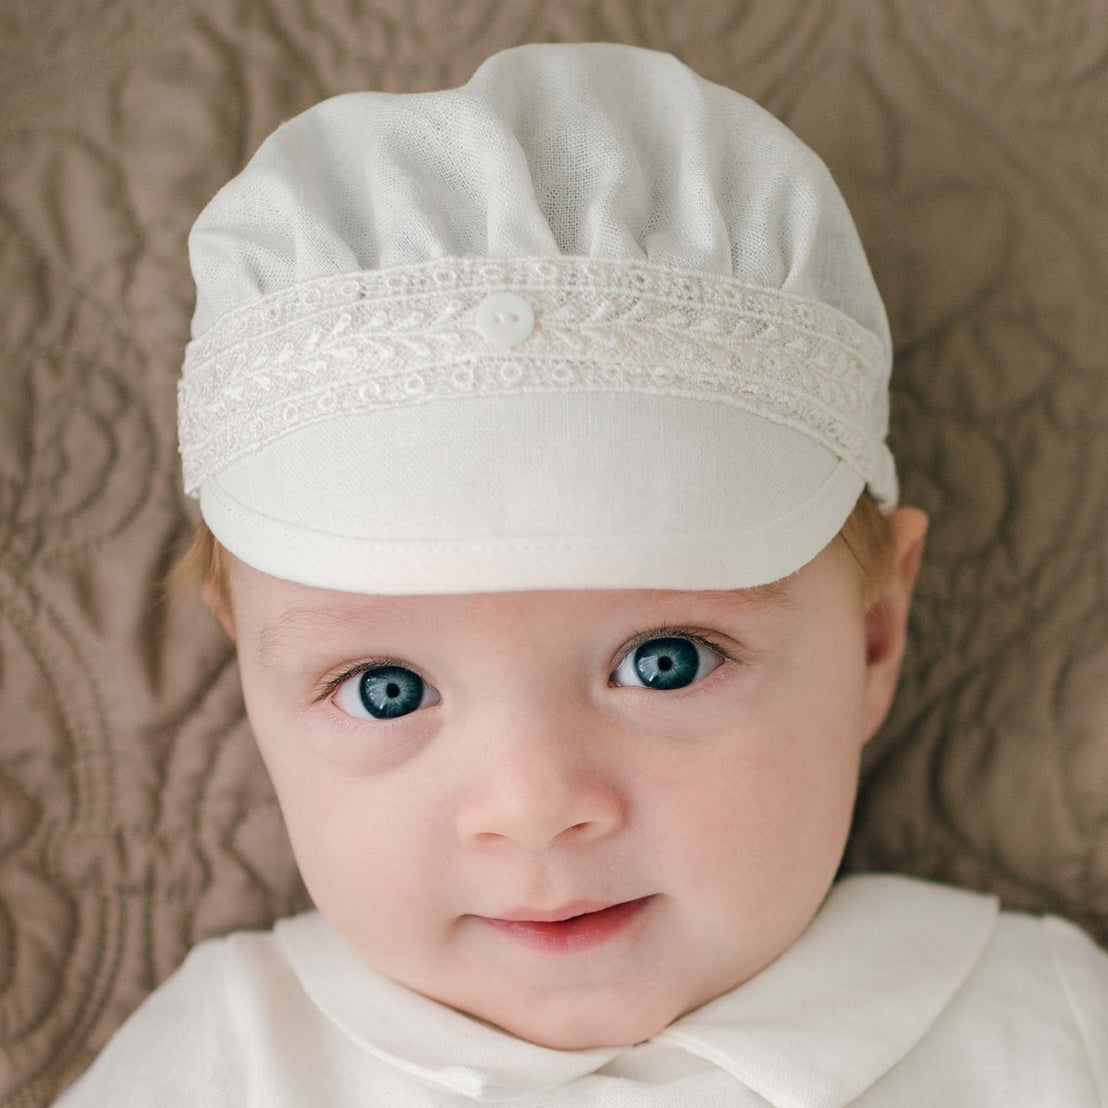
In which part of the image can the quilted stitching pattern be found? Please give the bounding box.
[1,2,1105,1104]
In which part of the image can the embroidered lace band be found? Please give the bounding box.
[178,255,891,500]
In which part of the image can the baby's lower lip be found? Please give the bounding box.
[481,896,655,953]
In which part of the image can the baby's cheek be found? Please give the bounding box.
[668,715,860,886]
[642,739,841,982]
[269,769,451,956]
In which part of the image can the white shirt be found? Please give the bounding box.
[53,874,1108,1106]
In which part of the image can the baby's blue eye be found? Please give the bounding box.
[612,636,723,692]
[334,665,438,721]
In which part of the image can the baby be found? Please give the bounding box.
[55,41,1106,1106]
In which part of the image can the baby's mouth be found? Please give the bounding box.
[489,897,629,922]
[479,896,655,953]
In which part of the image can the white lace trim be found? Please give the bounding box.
[178,255,890,498]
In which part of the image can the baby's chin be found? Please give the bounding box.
[438,966,730,1051]
[464,993,683,1051]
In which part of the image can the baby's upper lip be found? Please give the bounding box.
[485,897,641,922]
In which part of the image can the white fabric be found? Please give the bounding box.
[200,393,864,592]
[178,41,898,593]
[52,875,1108,1107]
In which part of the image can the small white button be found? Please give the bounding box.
[475,292,534,348]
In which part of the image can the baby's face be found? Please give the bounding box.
[224,530,911,1050]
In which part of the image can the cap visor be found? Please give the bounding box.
[200,391,863,594]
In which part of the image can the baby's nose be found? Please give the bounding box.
[454,728,626,852]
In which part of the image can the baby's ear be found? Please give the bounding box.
[861,507,929,741]
[201,577,237,642]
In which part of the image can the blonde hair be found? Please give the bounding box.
[164,490,896,624]
[165,514,233,620]
[836,489,899,605]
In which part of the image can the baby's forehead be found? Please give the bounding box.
[232,557,845,673]
[230,542,821,622]
[243,566,804,649]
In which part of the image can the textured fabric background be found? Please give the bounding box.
[1,2,1105,1105]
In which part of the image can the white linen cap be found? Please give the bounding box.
[178,41,898,594]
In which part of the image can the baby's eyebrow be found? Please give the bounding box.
[254,582,797,667]
[641,580,799,622]
[672,581,797,612]
[255,600,417,667]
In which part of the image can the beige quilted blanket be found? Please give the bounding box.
[2,2,1106,1104]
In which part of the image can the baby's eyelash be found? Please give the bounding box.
[619,623,739,667]
[311,625,741,706]
[312,654,411,704]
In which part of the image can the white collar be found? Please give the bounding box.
[275,873,998,1106]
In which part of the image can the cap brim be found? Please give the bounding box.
[200,391,864,594]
